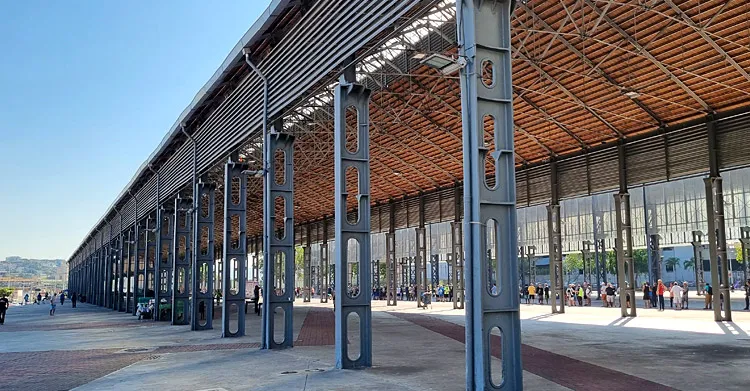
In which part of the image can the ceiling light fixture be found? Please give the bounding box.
[420,53,465,75]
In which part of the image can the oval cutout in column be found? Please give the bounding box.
[275,251,286,296]
[274,307,285,345]
[347,311,361,361]
[229,303,239,334]
[489,326,504,387]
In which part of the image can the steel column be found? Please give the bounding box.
[145,214,156,303]
[155,204,174,320]
[549,161,564,314]
[416,193,427,308]
[430,254,440,290]
[614,192,637,317]
[222,157,248,337]
[321,219,329,304]
[263,127,295,349]
[582,242,592,285]
[450,221,465,310]
[123,227,133,313]
[647,234,661,283]
[740,227,750,288]
[458,0,522,388]
[333,73,372,369]
[303,225,312,302]
[192,178,215,330]
[705,177,732,321]
[133,218,146,316]
[386,232,397,306]
[691,231,705,295]
[172,196,192,325]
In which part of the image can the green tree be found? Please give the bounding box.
[632,249,649,280]
[606,250,618,276]
[295,246,305,286]
[563,253,583,284]
[664,257,680,281]
[683,258,695,273]
[735,242,744,263]
[0,287,13,298]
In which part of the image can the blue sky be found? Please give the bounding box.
[0,1,270,261]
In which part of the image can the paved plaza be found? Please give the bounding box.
[1,296,749,391]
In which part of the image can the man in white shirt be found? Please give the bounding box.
[670,282,683,310]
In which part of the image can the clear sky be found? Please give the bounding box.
[0,1,270,261]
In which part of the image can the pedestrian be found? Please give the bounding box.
[36,293,42,305]
[60,292,65,306]
[682,282,689,309]
[656,279,667,311]
[601,284,607,307]
[576,285,584,307]
[651,283,658,309]
[544,284,550,304]
[49,294,57,316]
[704,283,713,310]
[528,283,536,304]
[538,284,544,304]
[0,292,9,325]
[745,279,750,311]
[605,283,616,308]
[566,285,575,306]
[670,282,683,310]
[24,293,29,305]
[71,291,77,308]
[585,284,592,306]
[642,282,651,308]
[669,283,675,308]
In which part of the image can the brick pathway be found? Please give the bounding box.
[390,311,677,391]
[295,307,335,346]
[0,321,168,332]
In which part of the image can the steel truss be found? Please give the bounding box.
[155,204,174,320]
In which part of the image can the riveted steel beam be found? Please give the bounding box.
[222,156,248,337]
[192,178,216,330]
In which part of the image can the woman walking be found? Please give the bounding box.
[656,280,667,311]
[643,282,651,309]
[682,281,689,309]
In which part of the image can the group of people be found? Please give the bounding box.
[641,280,689,311]
[520,283,550,304]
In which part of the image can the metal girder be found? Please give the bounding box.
[263,130,296,349]
[515,124,557,157]
[145,214,157,311]
[458,1,522,389]
[741,227,750,288]
[514,90,587,149]
[320,219,329,304]
[386,231,397,306]
[222,157,248,337]
[517,3,665,128]
[172,196,192,326]
[333,74,372,369]
[584,0,711,112]
[663,0,750,85]
[133,218,145,316]
[614,192,636,317]
[515,50,623,138]
[192,178,215,331]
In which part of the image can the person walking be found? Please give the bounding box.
[656,279,667,311]
[544,284,550,304]
[36,293,42,305]
[538,284,545,304]
[49,294,57,316]
[605,283,616,308]
[0,293,9,325]
[745,279,750,311]
[669,283,675,308]
[670,282,683,310]
[576,285,584,307]
[528,284,536,304]
[643,283,651,309]
[24,293,29,305]
[704,283,713,310]
[651,283,658,309]
[60,292,65,306]
[71,291,77,308]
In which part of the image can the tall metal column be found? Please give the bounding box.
[133,218,146,316]
[145,214,156,302]
[262,127,295,349]
[192,178,215,330]
[549,162,564,314]
[333,71,371,369]
[321,220,329,304]
[416,194,428,308]
[458,0,522,388]
[430,254,440,290]
[172,196,192,325]
[582,242,592,285]
[705,118,731,321]
[155,204,174,320]
[615,144,636,317]
[386,201,397,306]
[222,156,247,337]
[740,227,750,287]
[705,177,732,321]
[647,234,661,283]
[691,231,705,295]
[450,221,465,310]
[122,227,132,313]
[115,214,123,311]
[303,224,312,302]
[105,228,113,309]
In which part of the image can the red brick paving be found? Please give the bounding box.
[0,321,167,332]
[390,311,677,391]
[295,308,335,346]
